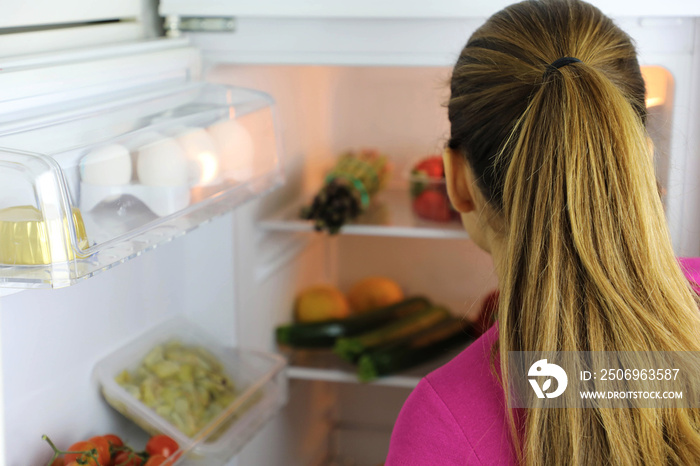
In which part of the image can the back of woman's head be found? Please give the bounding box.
[448,0,646,211]
[448,1,700,464]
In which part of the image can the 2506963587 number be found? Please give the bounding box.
[600,369,679,381]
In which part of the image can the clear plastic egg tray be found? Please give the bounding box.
[0,82,283,288]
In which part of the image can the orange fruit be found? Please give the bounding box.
[294,285,350,322]
[347,277,404,314]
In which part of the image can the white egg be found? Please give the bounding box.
[207,119,255,181]
[136,137,188,187]
[124,131,166,180]
[79,144,132,185]
[175,127,219,185]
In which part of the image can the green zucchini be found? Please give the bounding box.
[357,318,473,382]
[275,296,431,348]
[334,306,451,362]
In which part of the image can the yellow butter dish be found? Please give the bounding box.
[0,205,89,265]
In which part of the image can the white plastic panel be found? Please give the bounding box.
[185,16,694,67]
[0,23,145,59]
[0,40,200,117]
[661,22,700,257]
[188,17,480,67]
[0,0,140,29]
[161,0,700,19]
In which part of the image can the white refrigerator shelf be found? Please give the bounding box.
[259,189,469,239]
[0,82,283,288]
[283,345,468,389]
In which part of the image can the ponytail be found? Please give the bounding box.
[501,56,700,466]
[448,1,700,464]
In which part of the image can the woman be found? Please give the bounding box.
[386,0,700,464]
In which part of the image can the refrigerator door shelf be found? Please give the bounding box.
[0,82,284,289]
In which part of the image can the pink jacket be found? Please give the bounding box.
[386,257,700,465]
[386,323,516,465]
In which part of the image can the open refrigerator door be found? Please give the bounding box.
[0,5,290,465]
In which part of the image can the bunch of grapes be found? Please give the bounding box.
[299,178,361,234]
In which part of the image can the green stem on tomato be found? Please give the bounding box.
[42,434,102,466]
[41,435,62,465]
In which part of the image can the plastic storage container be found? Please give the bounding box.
[93,316,288,465]
[0,82,283,288]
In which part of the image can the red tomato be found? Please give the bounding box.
[49,458,65,466]
[88,436,111,466]
[412,189,452,222]
[145,435,179,459]
[64,441,99,466]
[414,155,444,178]
[144,455,173,466]
[113,451,143,466]
[103,433,124,449]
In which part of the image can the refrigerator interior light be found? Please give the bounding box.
[174,127,220,185]
[197,151,219,184]
[641,65,673,109]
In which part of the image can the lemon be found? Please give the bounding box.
[294,284,351,323]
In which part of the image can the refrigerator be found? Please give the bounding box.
[1,1,700,465]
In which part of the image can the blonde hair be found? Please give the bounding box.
[447,0,700,464]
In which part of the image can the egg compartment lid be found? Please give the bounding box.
[94,316,288,465]
[0,82,284,289]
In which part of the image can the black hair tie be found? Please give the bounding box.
[543,57,581,79]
